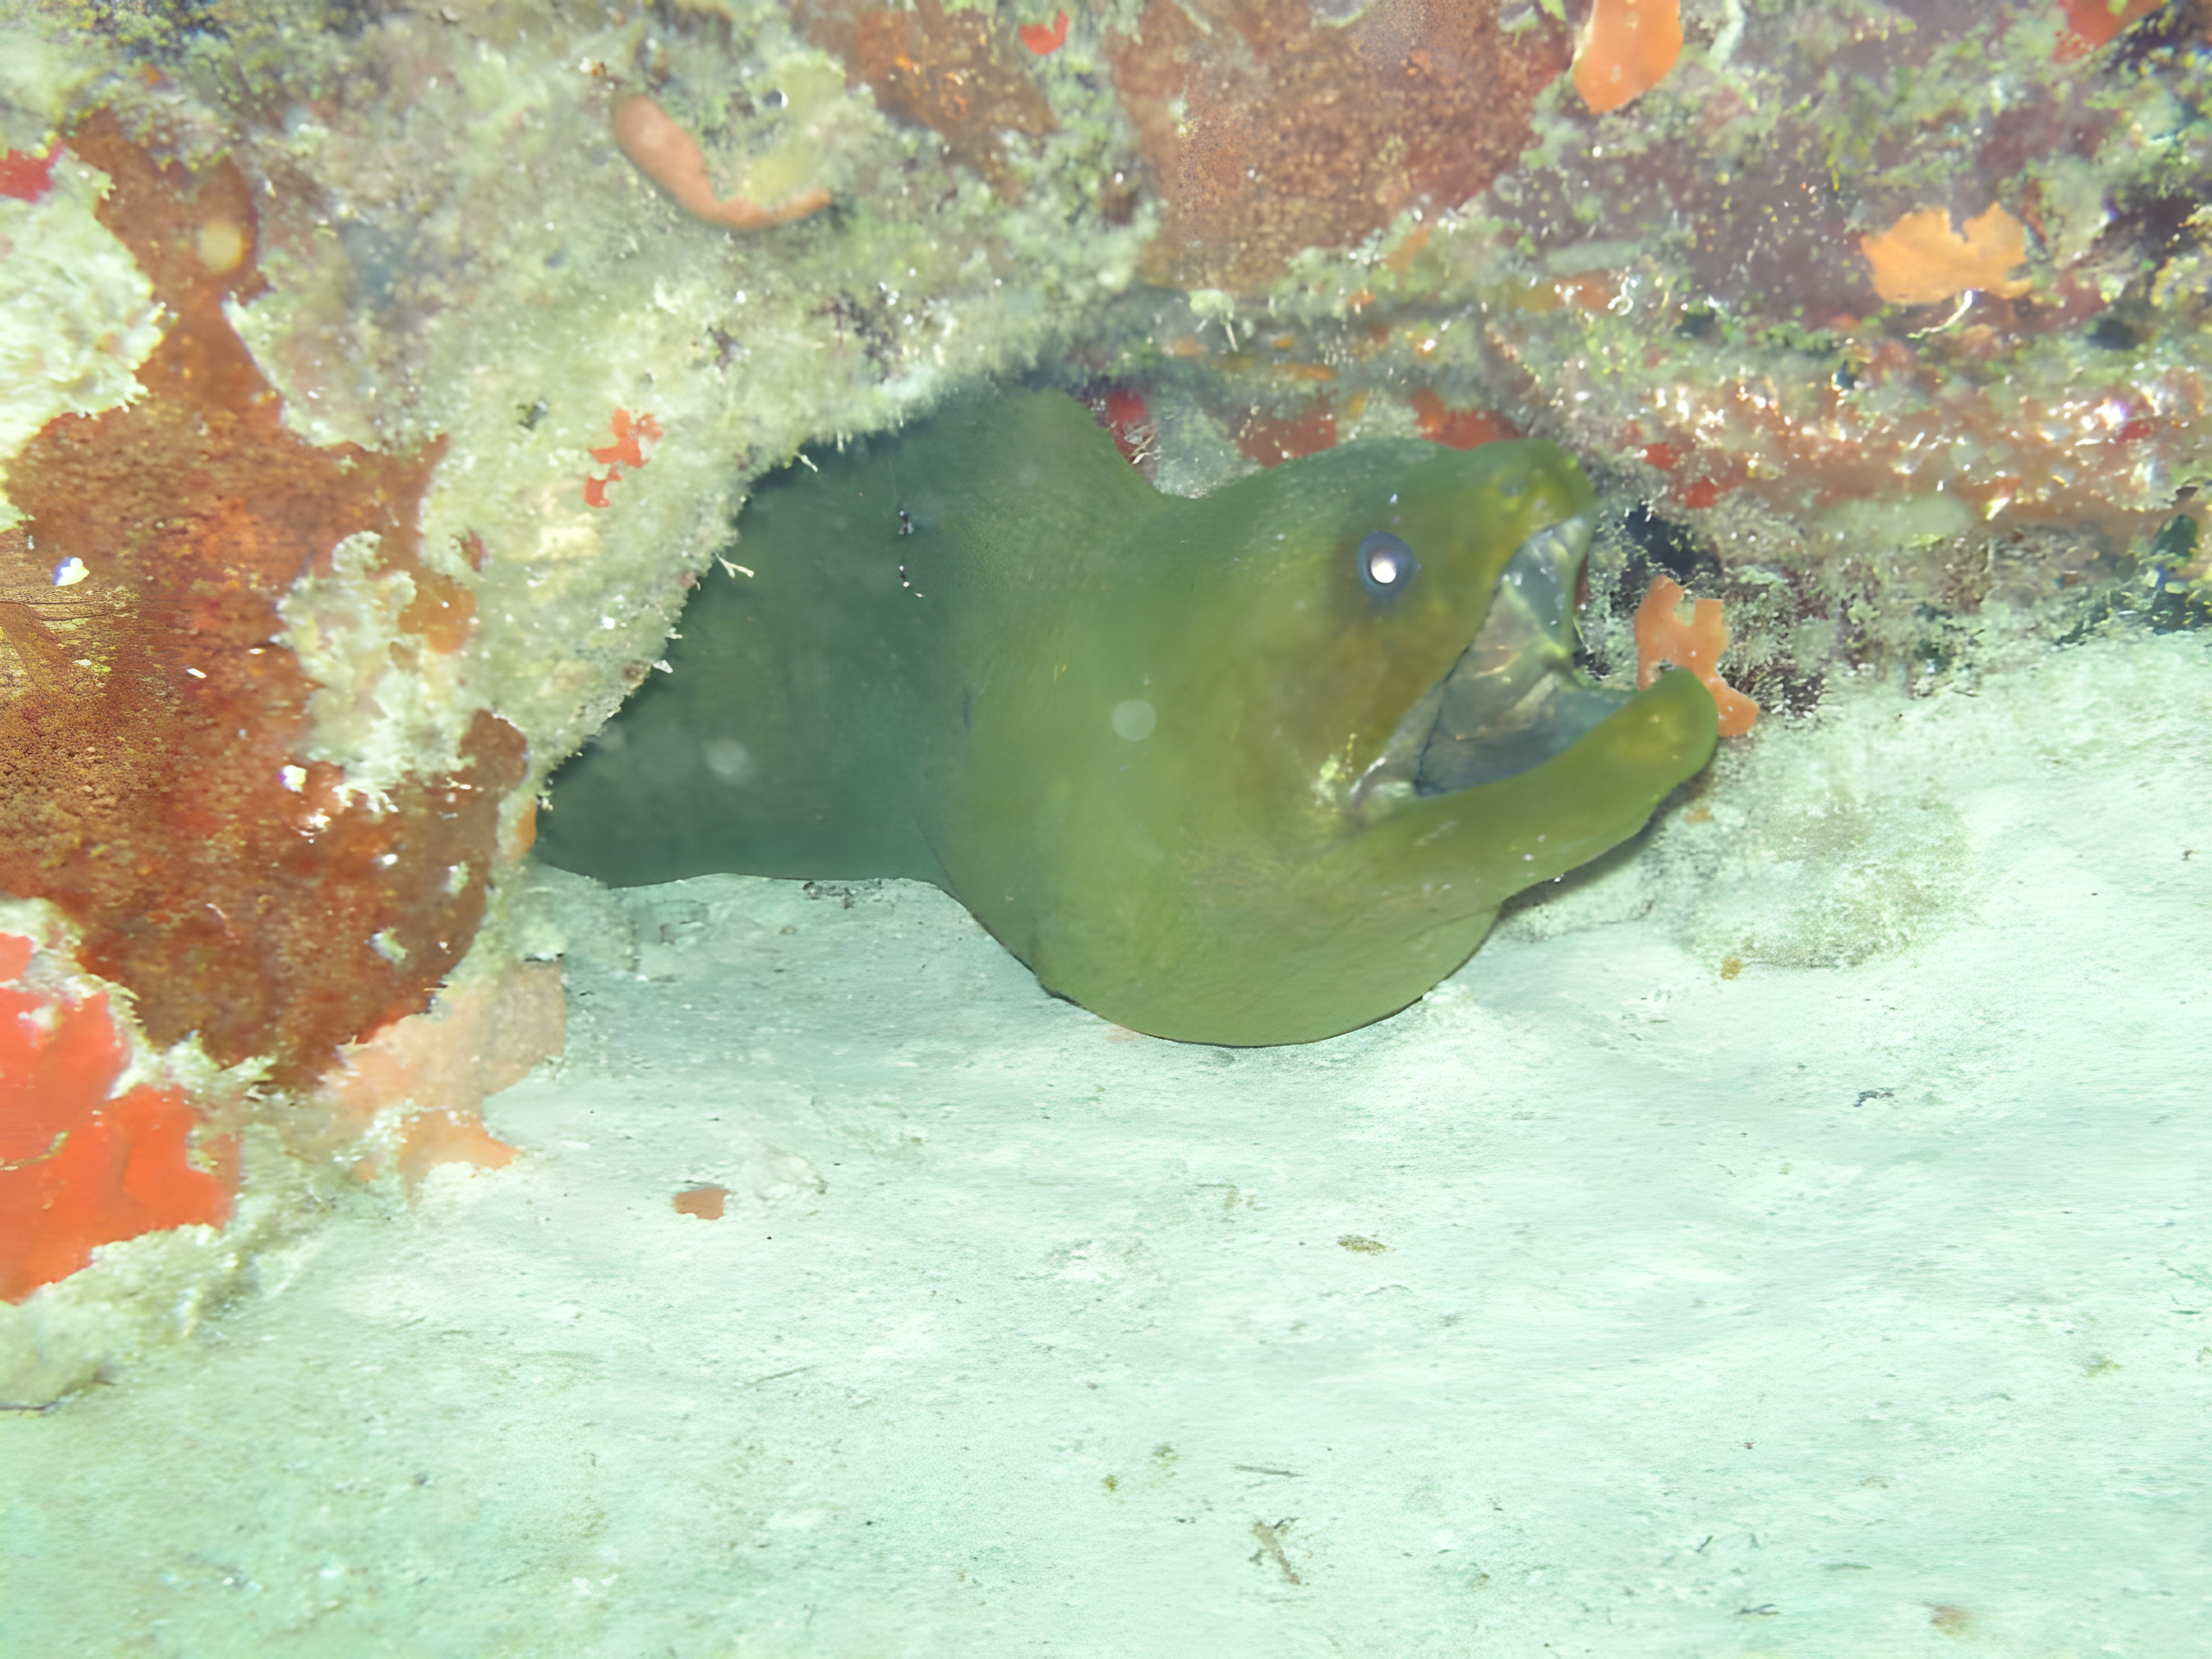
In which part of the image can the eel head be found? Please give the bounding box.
[943,435,1720,1045]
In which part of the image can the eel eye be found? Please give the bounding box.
[1357,531,1418,599]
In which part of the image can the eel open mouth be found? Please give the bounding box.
[1352,515,1627,813]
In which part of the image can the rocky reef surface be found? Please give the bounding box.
[1,0,2206,1387]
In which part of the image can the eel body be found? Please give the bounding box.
[536,391,1718,1044]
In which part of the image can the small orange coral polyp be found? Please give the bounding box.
[1574,0,1683,115]
[1408,389,1517,450]
[590,408,663,471]
[1235,397,1337,468]
[2055,0,2165,58]
[673,1185,729,1219]
[0,141,59,202]
[1634,575,1758,737]
[1018,9,1069,55]
[1860,204,2030,306]
[583,408,662,509]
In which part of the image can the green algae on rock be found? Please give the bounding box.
[536,391,1718,1044]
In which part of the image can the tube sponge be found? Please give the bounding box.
[613,94,832,232]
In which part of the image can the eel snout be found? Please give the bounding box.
[1351,513,1628,815]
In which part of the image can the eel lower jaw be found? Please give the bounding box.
[1350,513,1627,821]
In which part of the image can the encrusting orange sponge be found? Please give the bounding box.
[1634,575,1759,737]
[1,934,236,1302]
[1574,0,1683,115]
[312,960,565,1196]
[2055,0,2165,59]
[1859,204,2031,306]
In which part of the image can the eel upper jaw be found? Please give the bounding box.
[1348,513,1626,819]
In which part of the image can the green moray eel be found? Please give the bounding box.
[536,391,1718,1044]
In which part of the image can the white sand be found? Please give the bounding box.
[5,630,2209,1657]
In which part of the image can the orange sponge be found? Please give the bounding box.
[1634,576,1759,737]
[1860,204,2031,306]
[2056,0,2165,59]
[1,937,234,1303]
[313,960,563,1194]
[1574,0,1683,115]
[1408,389,1517,450]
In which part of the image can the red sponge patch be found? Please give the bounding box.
[0,943,234,1303]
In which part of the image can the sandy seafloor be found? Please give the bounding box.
[4,628,2209,1658]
